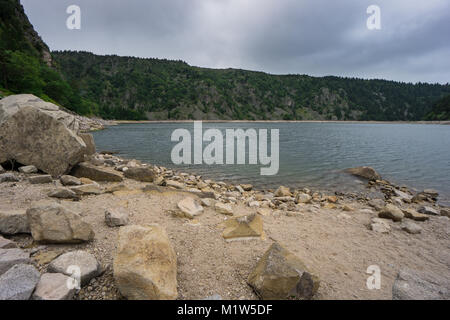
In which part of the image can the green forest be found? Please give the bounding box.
[1,0,449,121]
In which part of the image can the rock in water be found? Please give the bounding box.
[26,203,94,243]
[392,268,450,300]
[0,248,31,275]
[0,94,87,177]
[378,204,404,222]
[0,264,40,300]
[105,208,129,227]
[32,273,76,300]
[177,197,204,219]
[71,162,123,182]
[123,167,155,182]
[248,242,320,300]
[113,224,178,300]
[345,166,381,181]
[48,251,101,286]
[0,210,30,235]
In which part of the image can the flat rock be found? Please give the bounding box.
[60,175,82,186]
[418,206,439,216]
[177,197,204,219]
[200,198,215,207]
[123,167,155,182]
[402,208,429,221]
[0,236,17,249]
[0,210,30,235]
[71,162,123,182]
[401,221,422,234]
[215,202,234,216]
[28,175,53,184]
[248,242,320,300]
[368,199,386,211]
[370,218,391,234]
[222,213,263,240]
[70,184,103,196]
[18,165,38,174]
[274,186,292,197]
[32,273,76,300]
[345,166,381,181]
[113,224,178,300]
[105,208,129,227]
[166,180,184,189]
[48,250,102,286]
[47,187,80,200]
[441,208,450,218]
[26,203,94,243]
[0,248,31,275]
[0,173,20,183]
[392,268,450,300]
[0,264,40,300]
[378,204,404,222]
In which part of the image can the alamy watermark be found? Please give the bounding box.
[366,265,381,290]
[66,5,81,30]
[170,121,279,176]
[367,5,381,30]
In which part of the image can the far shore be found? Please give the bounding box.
[112,120,450,125]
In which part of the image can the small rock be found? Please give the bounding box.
[18,165,38,174]
[123,167,155,182]
[0,264,40,300]
[345,166,381,181]
[0,210,30,235]
[370,218,391,234]
[295,193,312,204]
[418,206,439,216]
[32,273,76,300]
[166,180,184,189]
[402,208,429,221]
[327,196,338,203]
[378,204,404,222]
[29,175,53,184]
[48,188,80,200]
[240,184,253,191]
[70,184,103,196]
[0,173,20,183]
[200,198,215,207]
[48,250,102,286]
[368,199,386,211]
[248,201,260,208]
[401,221,422,234]
[274,186,292,197]
[105,208,129,227]
[215,202,233,216]
[60,175,82,186]
[177,198,204,219]
[0,248,31,275]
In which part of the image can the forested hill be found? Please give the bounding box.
[52,51,450,121]
[424,94,450,120]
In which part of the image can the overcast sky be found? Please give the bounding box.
[21,0,450,84]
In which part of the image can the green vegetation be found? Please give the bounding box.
[424,95,450,120]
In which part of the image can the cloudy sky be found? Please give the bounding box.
[21,0,450,84]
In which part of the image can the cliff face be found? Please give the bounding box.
[0,0,52,65]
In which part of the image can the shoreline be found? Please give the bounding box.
[113,120,450,125]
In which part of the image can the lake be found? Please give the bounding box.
[92,122,450,205]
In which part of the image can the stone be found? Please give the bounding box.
[123,167,155,182]
[441,208,450,218]
[248,201,260,208]
[18,165,38,174]
[274,186,292,197]
[345,166,381,181]
[60,175,82,186]
[27,203,94,243]
[215,202,233,216]
[392,268,450,300]
[342,205,354,212]
[71,162,123,182]
[78,133,96,156]
[0,249,31,275]
[0,236,17,249]
[401,221,422,234]
[0,264,40,300]
[177,197,204,219]
[393,189,412,202]
[0,210,30,235]
[327,196,338,203]
[378,204,404,222]
[28,175,53,184]
[423,189,439,199]
[418,206,439,216]
[0,173,20,183]
[48,187,80,200]
[402,208,429,222]
[370,218,391,233]
[166,180,184,189]
[105,183,127,193]
[200,198,215,207]
[70,184,103,196]
[32,273,76,300]
[113,224,178,300]
[0,94,87,177]
[105,208,129,227]
[295,193,312,204]
[222,214,263,240]
[257,208,271,216]
[368,199,386,211]
[248,242,320,300]
[240,184,253,191]
[0,164,4,173]
[48,251,102,286]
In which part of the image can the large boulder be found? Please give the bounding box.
[0,264,40,300]
[78,133,96,156]
[0,94,87,177]
[71,162,123,182]
[392,268,450,300]
[345,166,381,181]
[248,242,320,300]
[26,203,94,243]
[113,224,178,300]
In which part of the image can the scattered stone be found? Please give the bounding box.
[0,264,40,300]
[32,273,76,300]
[18,165,38,174]
[166,180,184,189]
[0,173,20,183]
[60,175,82,186]
[215,202,233,216]
[401,221,422,234]
[240,184,253,191]
[0,236,17,249]
[70,184,103,196]
[392,268,450,300]
[105,208,129,227]
[418,206,439,216]
[29,175,53,184]
[296,193,312,204]
[0,248,31,275]
[370,218,391,234]
[345,166,381,181]
[0,210,30,235]
[378,204,404,222]
[177,198,204,219]
[48,187,80,200]
[200,198,215,207]
[71,162,123,182]
[114,224,178,300]
[0,94,87,177]
[274,186,292,197]
[402,208,429,222]
[248,242,320,300]
[27,203,94,243]
[222,214,263,240]
[368,199,386,211]
[123,167,155,182]
[48,251,102,286]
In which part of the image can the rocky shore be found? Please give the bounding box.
[0,94,449,300]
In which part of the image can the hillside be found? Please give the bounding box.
[424,94,450,120]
